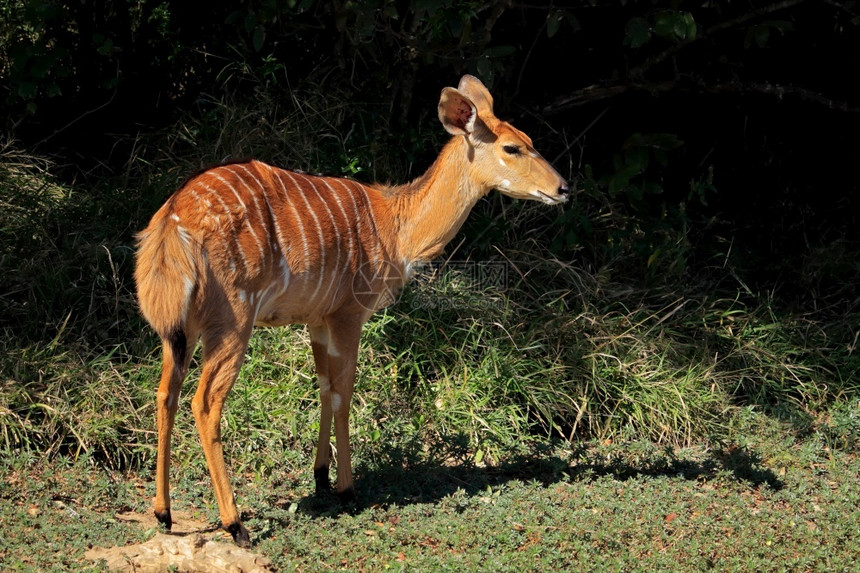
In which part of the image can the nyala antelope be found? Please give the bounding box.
[135,75,568,547]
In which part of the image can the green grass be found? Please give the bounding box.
[2,419,859,571]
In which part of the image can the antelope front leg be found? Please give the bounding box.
[324,314,363,502]
[309,324,334,495]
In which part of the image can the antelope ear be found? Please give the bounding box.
[438,87,476,136]
[457,75,494,118]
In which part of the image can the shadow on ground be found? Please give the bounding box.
[280,433,783,521]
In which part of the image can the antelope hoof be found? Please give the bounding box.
[226,521,251,548]
[154,509,172,530]
[314,466,332,496]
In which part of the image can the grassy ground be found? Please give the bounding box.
[1,412,859,571]
[1,287,858,570]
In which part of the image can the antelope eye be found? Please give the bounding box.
[502,144,521,155]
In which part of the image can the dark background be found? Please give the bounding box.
[2,0,858,309]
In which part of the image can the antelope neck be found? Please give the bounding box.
[387,136,487,266]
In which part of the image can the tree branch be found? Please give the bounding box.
[628,0,809,81]
[543,0,860,114]
[544,79,858,114]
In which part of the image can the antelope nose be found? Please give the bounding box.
[558,182,570,197]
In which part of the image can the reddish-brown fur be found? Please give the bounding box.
[135,76,568,547]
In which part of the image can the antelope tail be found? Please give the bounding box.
[134,206,197,351]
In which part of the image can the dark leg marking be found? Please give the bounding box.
[226,521,251,548]
[168,328,187,365]
[314,466,332,495]
[155,509,173,530]
[338,487,356,505]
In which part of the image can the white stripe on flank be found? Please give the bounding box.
[250,282,275,325]
[333,180,364,263]
[334,179,382,267]
[354,181,385,266]
[278,257,291,294]
[204,181,234,216]
[223,169,267,269]
[189,188,211,210]
[273,170,312,272]
[211,173,254,271]
[260,257,290,305]
[203,184,249,275]
[283,171,326,298]
[322,178,354,271]
[213,173,248,211]
[251,166,291,262]
[253,286,266,322]
[298,173,341,308]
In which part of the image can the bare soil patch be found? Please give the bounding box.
[84,510,273,572]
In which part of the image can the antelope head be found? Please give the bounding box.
[438,75,569,205]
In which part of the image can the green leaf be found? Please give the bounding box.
[547,11,562,38]
[243,12,256,33]
[483,45,516,58]
[17,81,37,99]
[624,17,651,48]
[624,147,650,172]
[476,57,491,80]
[565,12,581,33]
[583,164,597,197]
[684,13,697,41]
[673,14,687,39]
[642,181,663,195]
[627,182,644,202]
[653,12,675,39]
[608,165,641,198]
[654,11,695,41]
[643,133,683,151]
[96,37,114,56]
[754,24,770,48]
[252,27,265,52]
[768,20,795,34]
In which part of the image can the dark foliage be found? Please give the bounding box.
[1,0,858,306]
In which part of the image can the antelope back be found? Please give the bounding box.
[135,160,398,335]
